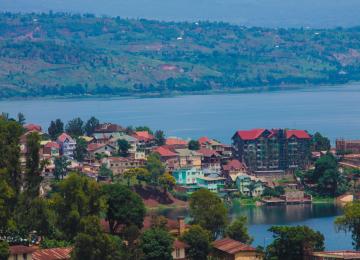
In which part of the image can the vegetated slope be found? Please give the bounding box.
[1,12,360,98]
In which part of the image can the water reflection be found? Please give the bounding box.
[230,203,344,225]
[158,203,353,250]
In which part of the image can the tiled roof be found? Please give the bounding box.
[57,133,74,143]
[154,146,178,157]
[10,245,37,255]
[175,149,201,157]
[133,131,155,141]
[87,143,105,152]
[235,129,267,140]
[166,138,188,146]
[312,251,360,259]
[24,124,42,132]
[44,141,60,149]
[212,238,256,254]
[94,123,123,133]
[286,130,311,139]
[32,247,72,260]
[198,136,210,144]
[223,159,245,171]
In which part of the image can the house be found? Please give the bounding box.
[172,240,188,260]
[212,238,264,260]
[197,174,226,193]
[310,250,360,260]
[232,129,311,175]
[175,149,202,169]
[154,146,180,170]
[173,167,204,186]
[222,159,247,182]
[166,137,188,148]
[87,143,116,158]
[24,123,42,133]
[336,139,360,154]
[9,245,36,260]
[43,141,60,158]
[198,148,221,171]
[103,157,145,176]
[94,123,124,134]
[236,175,265,197]
[57,133,76,159]
[32,247,72,260]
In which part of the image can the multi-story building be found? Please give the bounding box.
[336,139,360,154]
[172,167,204,186]
[232,128,311,174]
[57,133,76,159]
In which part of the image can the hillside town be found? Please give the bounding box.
[1,114,360,260]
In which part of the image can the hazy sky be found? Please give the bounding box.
[1,0,360,28]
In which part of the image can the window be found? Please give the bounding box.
[23,254,27,260]
[175,248,180,258]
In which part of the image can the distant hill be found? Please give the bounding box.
[1,12,360,98]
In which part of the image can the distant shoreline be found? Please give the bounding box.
[1,82,360,102]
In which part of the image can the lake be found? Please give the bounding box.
[159,203,353,250]
[1,84,360,144]
[2,0,360,28]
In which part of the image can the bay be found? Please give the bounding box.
[1,85,360,144]
[160,203,353,250]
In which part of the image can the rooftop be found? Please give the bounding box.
[32,247,72,260]
[212,238,256,254]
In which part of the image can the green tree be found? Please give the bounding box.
[159,172,176,193]
[98,164,113,180]
[0,240,9,260]
[0,170,15,230]
[146,153,165,186]
[139,228,174,260]
[102,184,145,235]
[135,126,153,134]
[0,118,22,195]
[52,173,104,241]
[154,130,165,146]
[188,140,200,150]
[265,226,324,260]
[225,216,253,244]
[118,139,131,157]
[54,157,70,180]
[181,225,211,260]
[25,132,42,198]
[15,197,55,237]
[335,201,360,249]
[48,119,64,140]
[65,117,84,137]
[310,154,346,196]
[72,216,125,260]
[189,189,228,239]
[84,116,99,136]
[17,112,25,125]
[312,132,331,152]
[74,137,88,162]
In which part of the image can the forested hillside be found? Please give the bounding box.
[1,12,360,98]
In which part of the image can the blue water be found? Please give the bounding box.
[1,85,360,144]
[161,203,353,250]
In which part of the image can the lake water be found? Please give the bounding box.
[2,0,360,28]
[160,203,353,250]
[1,84,360,144]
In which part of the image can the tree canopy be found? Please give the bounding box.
[189,189,228,239]
[181,225,211,260]
[225,216,253,244]
[266,225,324,260]
[139,228,174,260]
[336,201,360,250]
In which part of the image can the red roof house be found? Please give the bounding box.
[212,238,263,259]
[24,123,42,132]
[32,247,72,260]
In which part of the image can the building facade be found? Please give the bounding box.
[232,129,311,174]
